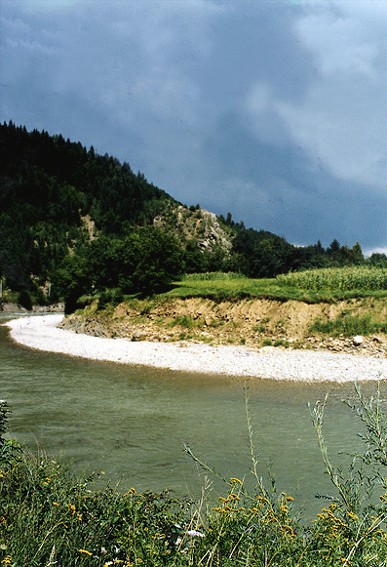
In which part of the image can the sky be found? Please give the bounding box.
[1,0,387,255]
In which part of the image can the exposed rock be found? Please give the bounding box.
[0,302,64,313]
[353,335,363,346]
[131,331,147,342]
[154,205,233,255]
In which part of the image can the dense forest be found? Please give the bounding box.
[1,122,385,312]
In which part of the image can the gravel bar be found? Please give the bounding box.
[5,314,387,382]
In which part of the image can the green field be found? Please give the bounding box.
[166,267,387,303]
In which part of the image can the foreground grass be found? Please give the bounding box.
[166,267,387,303]
[1,386,386,566]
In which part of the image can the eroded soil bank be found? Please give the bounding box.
[61,297,386,358]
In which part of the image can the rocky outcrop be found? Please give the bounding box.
[154,205,233,254]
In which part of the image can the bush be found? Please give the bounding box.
[98,288,124,309]
[17,289,33,310]
[0,400,10,446]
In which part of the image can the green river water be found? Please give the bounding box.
[0,313,384,517]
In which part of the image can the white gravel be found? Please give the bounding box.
[5,314,387,382]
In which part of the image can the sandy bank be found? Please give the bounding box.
[4,314,387,382]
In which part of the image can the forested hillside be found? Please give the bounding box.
[1,122,385,311]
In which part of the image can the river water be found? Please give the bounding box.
[0,313,384,516]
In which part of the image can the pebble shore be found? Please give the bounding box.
[5,314,387,382]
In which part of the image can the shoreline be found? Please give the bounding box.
[4,314,387,382]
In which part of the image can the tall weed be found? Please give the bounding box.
[310,312,387,336]
[1,387,386,565]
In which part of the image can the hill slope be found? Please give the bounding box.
[1,122,382,310]
[0,122,234,305]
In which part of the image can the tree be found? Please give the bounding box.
[368,252,387,267]
[327,239,341,256]
[53,254,92,314]
[349,242,365,265]
[130,227,184,294]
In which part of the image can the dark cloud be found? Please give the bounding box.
[1,0,386,253]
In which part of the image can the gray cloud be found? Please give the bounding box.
[1,0,386,252]
[275,1,387,193]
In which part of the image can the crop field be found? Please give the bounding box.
[277,266,387,292]
[167,267,387,303]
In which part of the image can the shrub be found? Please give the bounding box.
[17,289,33,310]
[0,400,10,446]
[98,288,124,309]
[170,315,196,329]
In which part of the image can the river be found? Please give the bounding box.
[0,313,383,517]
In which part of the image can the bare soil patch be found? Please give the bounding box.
[61,297,386,358]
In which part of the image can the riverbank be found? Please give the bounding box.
[61,296,387,357]
[4,314,387,382]
[0,302,64,312]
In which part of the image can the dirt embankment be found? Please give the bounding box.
[60,297,387,358]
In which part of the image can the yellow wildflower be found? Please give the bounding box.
[230,477,242,485]
[52,501,59,507]
[282,524,296,537]
[224,505,239,512]
[153,532,166,539]
[1,556,12,566]
[69,504,76,514]
[257,495,269,503]
[79,548,93,556]
[227,493,240,501]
